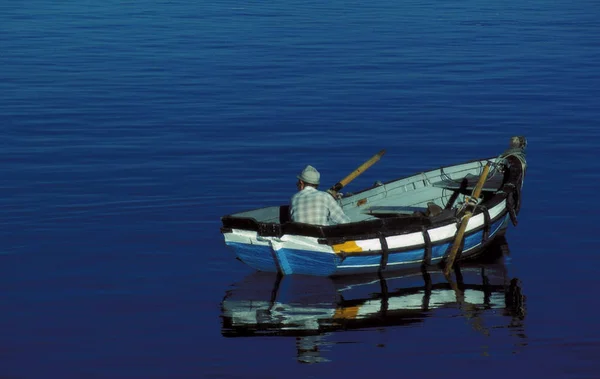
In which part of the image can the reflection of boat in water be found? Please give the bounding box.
[220,237,526,362]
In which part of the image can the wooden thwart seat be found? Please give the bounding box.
[364,205,428,216]
[432,174,504,192]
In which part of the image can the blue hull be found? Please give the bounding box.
[226,215,510,277]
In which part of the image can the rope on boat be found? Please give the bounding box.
[506,188,519,226]
[451,201,492,263]
[496,142,527,227]
[444,162,492,276]
[443,137,526,275]
[498,147,527,169]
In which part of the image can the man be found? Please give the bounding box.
[290,165,351,226]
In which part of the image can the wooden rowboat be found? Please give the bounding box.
[220,136,527,277]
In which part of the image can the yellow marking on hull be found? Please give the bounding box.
[333,305,361,320]
[332,241,363,253]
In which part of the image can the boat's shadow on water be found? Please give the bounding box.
[220,236,527,363]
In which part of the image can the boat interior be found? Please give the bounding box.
[226,157,510,226]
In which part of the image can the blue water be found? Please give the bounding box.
[2,1,600,377]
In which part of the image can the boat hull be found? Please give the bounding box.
[225,212,510,277]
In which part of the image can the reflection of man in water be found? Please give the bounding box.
[295,335,329,364]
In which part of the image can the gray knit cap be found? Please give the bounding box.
[297,165,320,185]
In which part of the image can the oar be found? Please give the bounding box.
[443,162,492,276]
[328,149,386,196]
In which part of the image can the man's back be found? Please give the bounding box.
[290,187,350,226]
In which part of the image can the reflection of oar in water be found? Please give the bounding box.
[444,162,492,276]
[328,149,386,197]
[446,267,490,337]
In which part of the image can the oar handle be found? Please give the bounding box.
[330,149,386,193]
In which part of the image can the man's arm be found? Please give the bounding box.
[327,196,351,224]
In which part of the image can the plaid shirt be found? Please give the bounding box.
[290,187,351,226]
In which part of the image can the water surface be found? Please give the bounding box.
[2,1,600,378]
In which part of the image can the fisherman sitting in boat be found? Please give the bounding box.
[290,165,351,226]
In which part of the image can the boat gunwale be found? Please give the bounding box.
[221,189,510,242]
